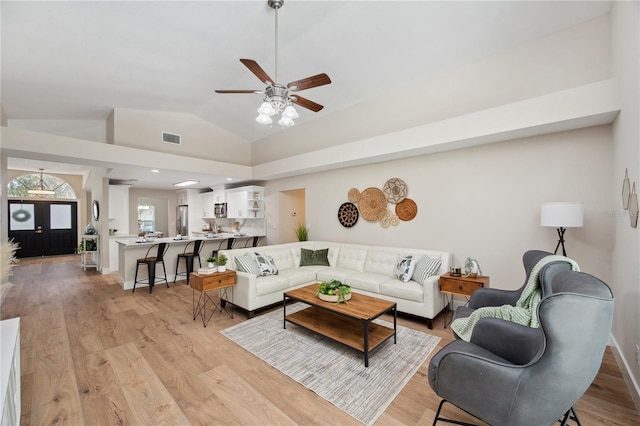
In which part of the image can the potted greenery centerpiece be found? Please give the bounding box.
[216,253,228,272]
[316,279,351,304]
[206,256,216,269]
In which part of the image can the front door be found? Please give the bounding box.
[8,200,78,258]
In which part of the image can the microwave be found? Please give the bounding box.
[214,203,227,218]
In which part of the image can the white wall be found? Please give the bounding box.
[112,108,252,165]
[253,15,611,164]
[264,125,613,291]
[610,0,640,404]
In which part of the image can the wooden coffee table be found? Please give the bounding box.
[283,284,397,367]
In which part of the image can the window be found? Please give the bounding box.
[7,173,77,199]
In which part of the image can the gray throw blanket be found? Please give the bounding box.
[451,255,580,342]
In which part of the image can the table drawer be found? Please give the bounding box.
[191,271,236,292]
[440,278,483,296]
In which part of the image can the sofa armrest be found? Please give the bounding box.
[222,271,259,311]
[422,275,446,318]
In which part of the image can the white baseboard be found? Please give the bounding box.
[609,334,640,412]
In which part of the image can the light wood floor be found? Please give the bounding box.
[1,255,638,425]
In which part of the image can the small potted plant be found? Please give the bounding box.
[206,256,216,269]
[295,224,308,241]
[216,253,228,272]
[316,279,351,304]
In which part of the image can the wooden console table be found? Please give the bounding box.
[189,270,236,327]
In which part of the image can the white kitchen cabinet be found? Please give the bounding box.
[108,185,129,235]
[226,190,249,218]
[176,190,188,206]
[226,186,264,219]
[200,192,215,218]
[212,186,226,203]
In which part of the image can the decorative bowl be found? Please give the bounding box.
[317,292,352,303]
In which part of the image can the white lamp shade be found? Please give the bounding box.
[257,102,276,116]
[541,202,584,228]
[278,116,295,127]
[256,113,272,125]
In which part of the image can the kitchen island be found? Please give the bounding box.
[115,234,265,290]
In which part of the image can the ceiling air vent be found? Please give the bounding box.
[162,132,181,145]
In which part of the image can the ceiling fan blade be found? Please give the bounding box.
[291,95,324,112]
[287,73,331,91]
[240,59,274,85]
[215,89,263,94]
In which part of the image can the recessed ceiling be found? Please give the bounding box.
[1,1,612,189]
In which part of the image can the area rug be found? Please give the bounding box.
[220,303,440,426]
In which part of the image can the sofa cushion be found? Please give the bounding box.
[345,272,390,293]
[266,247,296,271]
[255,274,290,296]
[235,253,261,276]
[299,248,330,267]
[316,267,360,283]
[277,268,317,287]
[394,255,417,283]
[412,256,442,285]
[255,252,278,276]
[380,279,423,302]
[336,247,367,271]
[364,250,399,276]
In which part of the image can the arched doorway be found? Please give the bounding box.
[7,172,78,258]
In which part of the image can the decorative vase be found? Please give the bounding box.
[218,265,226,272]
[208,262,215,269]
[84,223,96,235]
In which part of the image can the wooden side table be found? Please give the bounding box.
[190,270,236,327]
[439,273,490,328]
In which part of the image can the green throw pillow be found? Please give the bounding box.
[300,248,330,267]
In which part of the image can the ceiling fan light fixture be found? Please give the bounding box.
[256,113,273,125]
[278,115,295,127]
[282,105,299,119]
[258,101,276,116]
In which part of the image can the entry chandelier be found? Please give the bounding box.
[215,0,331,128]
[27,169,56,196]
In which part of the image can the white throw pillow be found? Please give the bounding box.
[254,252,278,276]
[393,255,416,283]
[411,256,442,285]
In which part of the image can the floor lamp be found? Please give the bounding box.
[541,202,584,257]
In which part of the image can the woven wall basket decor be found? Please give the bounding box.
[348,188,361,203]
[338,202,359,228]
[358,187,388,222]
[395,198,418,221]
[383,178,408,204]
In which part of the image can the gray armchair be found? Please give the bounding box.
[453,250,572,323]
[428,271,614,426]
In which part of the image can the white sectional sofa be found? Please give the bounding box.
[219,241,451,328]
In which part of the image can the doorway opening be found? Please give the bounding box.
[278,189,306,243]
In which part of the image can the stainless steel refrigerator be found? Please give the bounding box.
[177,205,188,236]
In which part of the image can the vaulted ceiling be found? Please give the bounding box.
[1,1,612,189]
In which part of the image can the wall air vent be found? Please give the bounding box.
[162,132,181,145]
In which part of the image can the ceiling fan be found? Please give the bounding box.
[215,0,331,126]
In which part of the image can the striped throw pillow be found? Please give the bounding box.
[411,256,442,285]
[235,253,261,276]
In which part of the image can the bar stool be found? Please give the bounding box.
[232,236,252,249]
[209,239,228,259]
[174,240,205,285]
[133,243,169,293]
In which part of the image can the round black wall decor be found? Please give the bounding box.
[338,202,359,228]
